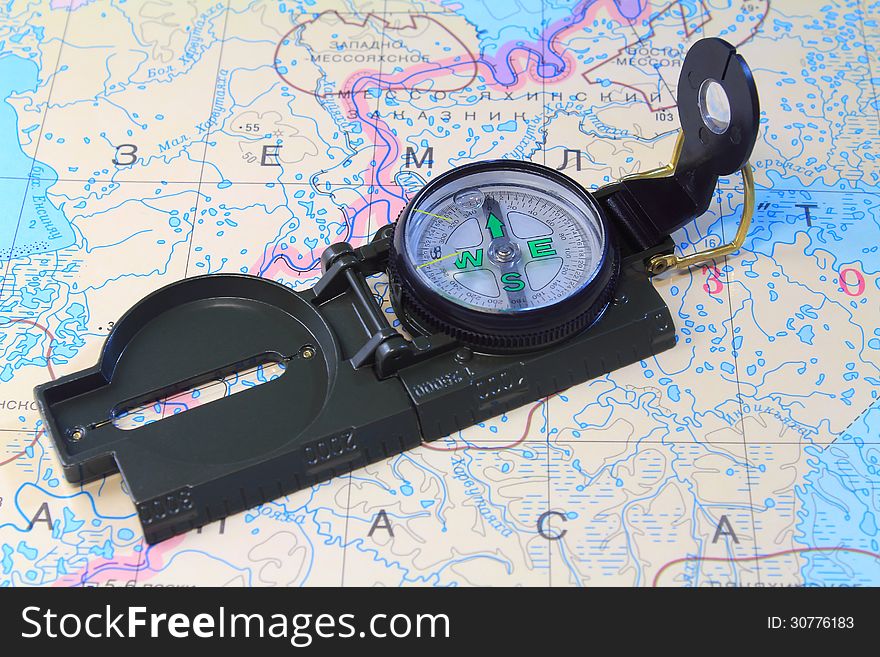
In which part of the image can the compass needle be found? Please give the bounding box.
[412,208,455,222]
[391,162,615,349]
[416,250,462,269]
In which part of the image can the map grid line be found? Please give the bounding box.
[182,1,233,278]
[857,0,880,125]
[541,0,553,588]
[717,192,762,586]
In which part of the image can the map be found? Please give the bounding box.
[1,0,878,587]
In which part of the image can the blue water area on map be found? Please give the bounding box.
[439,0,547,53]
[794,402,880,585]
[439,0,648,55]
[0,53,75,261]
[713,172,880,274]
[442,0,646,86]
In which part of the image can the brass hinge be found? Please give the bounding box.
[647,163,755,275]
[617,131,755,275]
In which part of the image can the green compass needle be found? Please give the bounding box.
[485,212,505,239]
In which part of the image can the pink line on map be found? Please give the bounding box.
[54,535,186,587]
[50,0,93,10]
[480,0,648,86]
[337,1,647,233]
[253,1,648,278]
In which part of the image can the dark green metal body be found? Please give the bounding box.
[34,231,674,544]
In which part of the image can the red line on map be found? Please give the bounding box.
[740,1,770,48]
[582,0,770,112]
[652,546,880,587]
[0,319,56,466]
[678,0,711,39]
[0,429,44,467]
[273,11,479,98]
[420,398,547,452]
[0,429,45,468]
[0,318,56,380]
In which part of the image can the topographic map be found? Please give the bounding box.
[0,0,878,587]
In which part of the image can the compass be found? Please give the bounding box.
[390,160,617,351]
[34,37,761,545]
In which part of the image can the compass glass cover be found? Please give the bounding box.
[403,167,608,314]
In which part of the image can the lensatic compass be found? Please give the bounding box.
[391,161,617,350]
[35,38,760,544]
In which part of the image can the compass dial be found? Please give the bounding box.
[404,171,606,314]
[390,160,618,351]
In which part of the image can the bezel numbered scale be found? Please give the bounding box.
[391,161,617,351]
[34,38,760,544]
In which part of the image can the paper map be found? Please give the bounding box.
[1,0,878,586]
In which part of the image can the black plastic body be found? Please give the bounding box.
[594,38,759,252]
[33,233,673,544]
[32,36,759,544]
